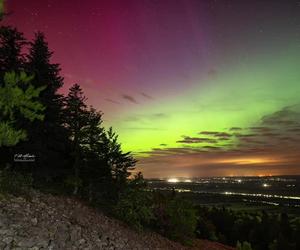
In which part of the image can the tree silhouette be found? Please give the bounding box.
[64,83,89,195]
[16,32,68,181]
[100,127,136,201]
[80,107,108,201]
[0,26,27,75]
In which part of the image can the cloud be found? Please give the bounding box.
[199,131,232,138]
[141,92,154,100]
[202,146,220,150]
[151,113,168,119]
[177,136,218,144]
[124,113,169,123]
[249,126,274,132]
[207,69,218,79]
[229,127,243,131]
[261,106,300,126]
[122,94,138,104]
[105,98,121,105]
[235,134,257,138]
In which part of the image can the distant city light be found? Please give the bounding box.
[237,179,242,183]
[263,183,270,187]
[167,178,179,183]
[184,179,192,183]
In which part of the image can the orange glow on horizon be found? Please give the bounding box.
[218,157,279,165]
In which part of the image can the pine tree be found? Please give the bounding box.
[0,71,44,169]
[16,32,68,182]
[26,32,63,91]
[64,84,89,195]
[0,26,27,75]
[80,107,108,201]
[100,127,136,201]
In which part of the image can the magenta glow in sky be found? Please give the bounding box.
[4,0,300,177]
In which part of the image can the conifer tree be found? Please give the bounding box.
[80,107,108,201]
[0,71,44,169]
[0,26,26,75]
[17,32,68,181]
[64,84,89,195]
[100,127,136,201]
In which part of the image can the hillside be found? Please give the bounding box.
[0,191,234,250]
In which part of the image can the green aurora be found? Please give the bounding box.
[113,46,300,156]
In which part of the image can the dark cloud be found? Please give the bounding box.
[124,113,168,123]
[261,106,300,126]
[288,128,300,133]
[261,132,280,137]
[238,137,265,144]
[177,136,217,144]
[235,106,300,150]
[151,113,168,119]
[141,92,154,100]
[122,94,138,104]
[207,69,217,77]
[199,131,232,138]
[202,146,220,150]
[105,98,121,105]
[229,127,243,131]
[249,126,274,132]
[235,134,257,138]
[218,137,230,141]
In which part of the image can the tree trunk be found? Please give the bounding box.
[73,156,79,195]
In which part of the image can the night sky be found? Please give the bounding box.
[4,0,300,177]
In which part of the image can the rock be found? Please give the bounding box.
[79,238,86,244]
[17,238,35,248]
[0,241,6,249]
[0,229,14,236]
[29,247,40,250]
[2,236,13,244]
[31,218,38,225]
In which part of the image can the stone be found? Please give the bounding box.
[79,238,86,244]
[2,236,13,244]
[0,229,14,236]
[29,247,40,250]
[0,241,7,249]
[31,218,38,225]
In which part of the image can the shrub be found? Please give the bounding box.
[152,192,198,244]
[64,175,83,194]
[0,168,33,196]
[236,241,253,250]
[114,188,154,230]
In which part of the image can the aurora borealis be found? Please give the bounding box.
[4,0,300,177]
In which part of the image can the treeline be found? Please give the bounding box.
[0,25,136,204]
[0,25,198,244]
[196,206,300,250]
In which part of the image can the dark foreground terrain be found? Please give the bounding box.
[0,191,233,250]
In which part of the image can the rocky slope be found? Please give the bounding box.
[0,191,234,250]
